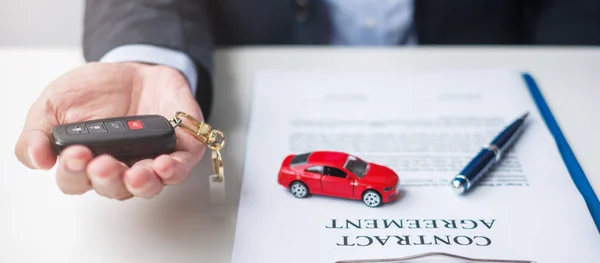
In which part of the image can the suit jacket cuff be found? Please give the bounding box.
[100,44,199,95]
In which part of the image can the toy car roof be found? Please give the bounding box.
[290,150,351,167]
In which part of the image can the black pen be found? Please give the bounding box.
[451,112,529,194]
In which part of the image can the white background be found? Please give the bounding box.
[0,0,82,46]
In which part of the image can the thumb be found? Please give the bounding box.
[15,96,58,170]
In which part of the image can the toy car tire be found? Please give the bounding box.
[289,181,309,198]
[362,190,382,207]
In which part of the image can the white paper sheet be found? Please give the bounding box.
[230,69,600,263]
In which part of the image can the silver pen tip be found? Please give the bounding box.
[519,112,529,120]
[451,179,466,194]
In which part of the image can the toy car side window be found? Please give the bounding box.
[325,166,346,178]
[305,166,323,174]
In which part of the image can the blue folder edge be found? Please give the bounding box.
[522,73,600,231]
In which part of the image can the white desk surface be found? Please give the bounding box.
[1,47,599,262]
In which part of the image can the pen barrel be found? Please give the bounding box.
[457,148,498,185]
[491,118,526,151]
[452,113,528,194]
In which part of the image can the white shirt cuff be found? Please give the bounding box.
[99,44,198,95]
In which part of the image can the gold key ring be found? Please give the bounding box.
[211,150,224,183]
[207,130,226,150]
[170,111,226,183]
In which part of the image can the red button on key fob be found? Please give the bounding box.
[128,120,144,129]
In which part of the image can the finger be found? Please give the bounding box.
[165,147,206,185]
[124,159,164,198]
[15,96,58,170]
[152,154,187,185]
[55,145,93,195]
[123,155,153,168]
[87,154,131,200]
[19,130,57,170]
[149,128,207,185]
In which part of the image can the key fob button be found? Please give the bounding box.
[105,121,126,132]
[66,125,88,135]
[127,120,144,130]
[87,122,107,133]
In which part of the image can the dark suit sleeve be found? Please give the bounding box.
[529,0,600,45]
[82,0,215,119]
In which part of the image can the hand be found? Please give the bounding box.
[14,62,206,200]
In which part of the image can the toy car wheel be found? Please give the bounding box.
[362,190,382,207]
[289,181,309,198]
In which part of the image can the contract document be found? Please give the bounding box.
[230,69,600,263]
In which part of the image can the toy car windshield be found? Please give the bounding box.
[344,155,369,178]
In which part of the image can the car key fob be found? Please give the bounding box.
[50,115,177,161]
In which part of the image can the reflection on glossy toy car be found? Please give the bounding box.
[277,151,400,207]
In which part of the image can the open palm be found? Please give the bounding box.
[15,62,206,199]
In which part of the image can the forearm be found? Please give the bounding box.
[83,0,215,119]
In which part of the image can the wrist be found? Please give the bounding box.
[99,45,198,95]
[124,62,191,91]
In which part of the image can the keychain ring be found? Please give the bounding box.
[170,118,182,128]
[169,111,226,184]
[207,130,226,150]
[211,150,224,182]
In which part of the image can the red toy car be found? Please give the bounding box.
[277,151,400,207]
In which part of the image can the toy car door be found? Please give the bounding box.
[321,166,354,197]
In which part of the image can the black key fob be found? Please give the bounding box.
[50,115,177,161]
